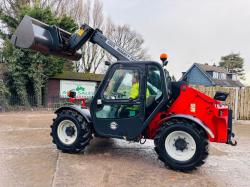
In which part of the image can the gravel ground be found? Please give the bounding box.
[0,112,249,187]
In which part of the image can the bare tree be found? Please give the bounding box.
[75,0,149,73]
[0,0,82,17]
[75,0,106,73]
[0,0,29,16]
[106,18,149,62]
[0,0,150,73]
[51,0,84,21]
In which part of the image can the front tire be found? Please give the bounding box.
[50,110,92,153]
[154,121,209,171]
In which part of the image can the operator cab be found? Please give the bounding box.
[90,61,169,140]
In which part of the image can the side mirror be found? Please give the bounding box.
[214,91,229,101]
[67,90,76,98]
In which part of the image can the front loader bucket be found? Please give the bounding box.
[11,15,81,61]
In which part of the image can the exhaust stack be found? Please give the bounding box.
[11,15,82,61]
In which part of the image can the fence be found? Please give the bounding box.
[1,87,250,120]
[0,95,91,112]
[192,86,250,120]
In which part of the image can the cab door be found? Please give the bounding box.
[90,63,146,140]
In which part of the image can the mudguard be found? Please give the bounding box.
[55,105,92,123]
[159,114,215,139]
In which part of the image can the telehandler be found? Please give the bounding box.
[11,15,237,171]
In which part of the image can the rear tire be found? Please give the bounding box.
[154,120,209,171]
[50,110,92,153]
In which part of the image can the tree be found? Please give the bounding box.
[0,0,81,16]
[51,0,84,21]
[0,0,149,107]
[219,53,245,80]
[73,0,105,73]
[1,0,150,74]
[73,0,149,73]
[0,5,77,106]
[106,19,149,62]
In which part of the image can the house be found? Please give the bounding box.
[45,71,104,106]
[180,63,244,87]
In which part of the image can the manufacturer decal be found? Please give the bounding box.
[110,121,118,130]
[106,40,137,61]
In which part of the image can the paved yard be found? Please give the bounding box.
[0,112,249,187]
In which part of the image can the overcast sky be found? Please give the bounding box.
[101,0,250,85]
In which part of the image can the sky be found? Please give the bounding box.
[101,0,250,85]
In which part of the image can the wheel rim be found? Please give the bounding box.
[165,130,196,162]
[57,120,77,145]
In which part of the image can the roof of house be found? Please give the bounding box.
[195,63,228,73]
[212,79,244,87]
[181,63,244,87]
[51,71,104,82]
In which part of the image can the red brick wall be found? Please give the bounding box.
[47,79,60,98]
[45,79,60,107]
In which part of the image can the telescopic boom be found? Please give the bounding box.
[11,15,136,61]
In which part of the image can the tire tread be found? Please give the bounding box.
[50,110,92,153]
[154,119,209,171]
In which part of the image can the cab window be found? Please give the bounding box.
[103,69,140,100]
[146,65,163,115]
[96,68,141,119]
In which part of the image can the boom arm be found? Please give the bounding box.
[68,24,136,61]
[11,15,136,61]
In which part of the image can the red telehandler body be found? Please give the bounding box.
[11,16,236,171]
